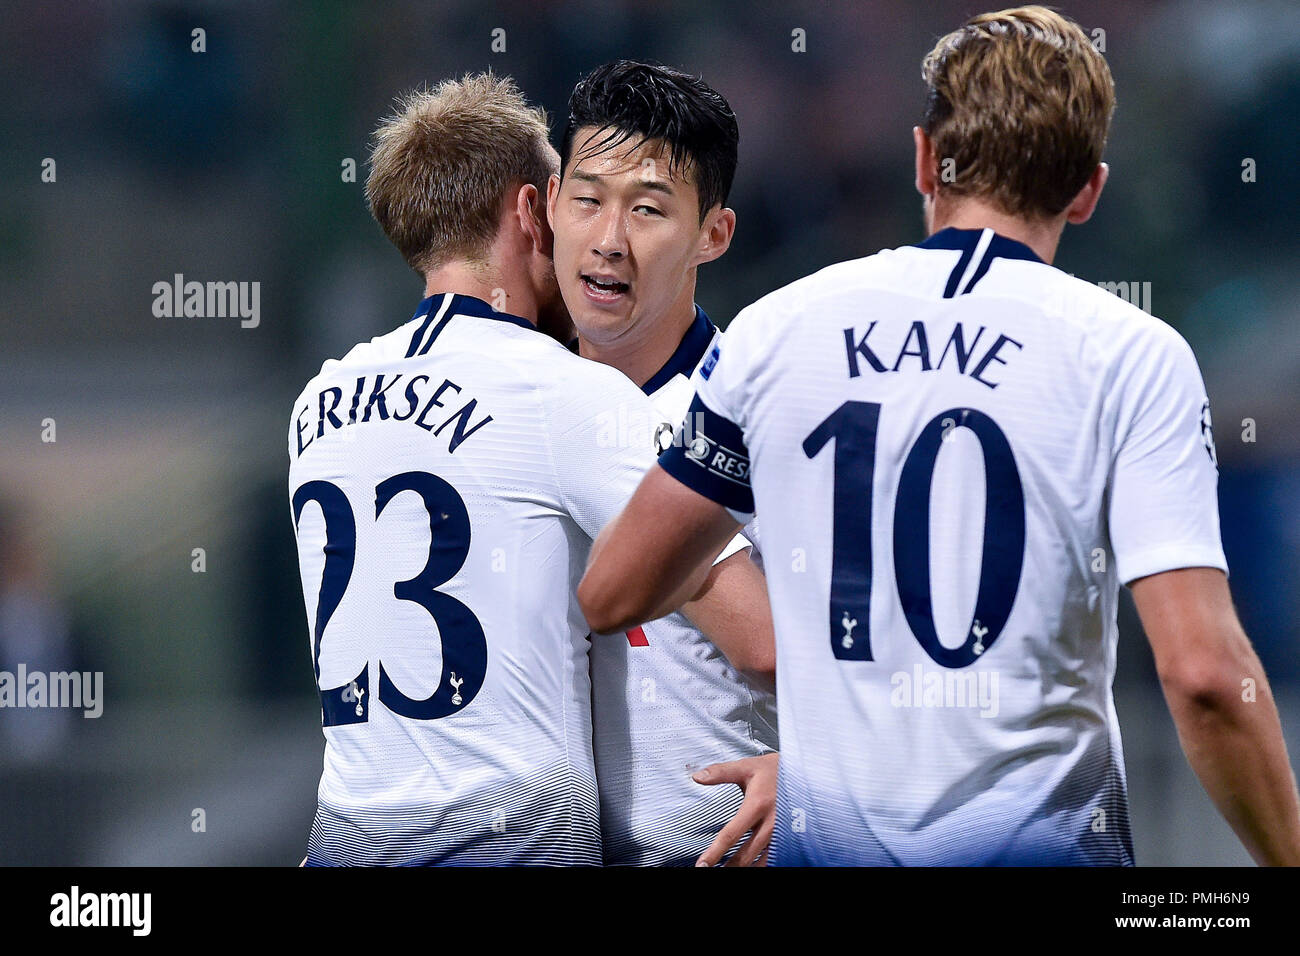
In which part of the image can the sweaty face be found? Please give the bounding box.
[549,128,705,346]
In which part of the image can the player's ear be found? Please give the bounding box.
[515,183,552,257]
[1065,162,1109,225]
[914,126,939,197]
[694,206,736,266]
[545,173,561,228]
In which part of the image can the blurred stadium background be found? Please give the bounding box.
[1,0,1297,865]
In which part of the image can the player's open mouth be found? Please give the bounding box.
[580,273,631,304]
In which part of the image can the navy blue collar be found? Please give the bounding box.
[403,292,535,358]
[916,227,1043,298]
[640,305,718,396]
[565,305,718,396]
[412,292,535,330]
[916,227,1043,263]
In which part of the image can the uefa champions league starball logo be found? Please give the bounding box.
[1200,400,1218,468]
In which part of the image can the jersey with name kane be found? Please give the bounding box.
[288,292,659,865]
[589,306,778,866]
[661,227,1227,866]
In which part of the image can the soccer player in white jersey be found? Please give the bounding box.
[546,61,778,867]
[580,7,1300,865]
[287,75,748,865]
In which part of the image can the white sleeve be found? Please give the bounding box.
[1107,326,1228,585]
[692,305,756,430]
[545,362,659,541]
[658,305,771,524]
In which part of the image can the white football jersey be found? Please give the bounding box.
[660,228,1227,866]
[288,292,659,865]
[588,306,778,866]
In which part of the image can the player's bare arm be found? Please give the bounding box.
[680,548,776,684]
[1131,566,1300,866]
[579,463,737,635]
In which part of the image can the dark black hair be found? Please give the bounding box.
[559,60,739,222]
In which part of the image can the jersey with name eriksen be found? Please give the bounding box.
[288,292,658,866]
[589,306,778,867]
[660,228,1227,866]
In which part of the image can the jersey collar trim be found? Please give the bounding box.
[413,293,535,331]
[639,305,718,396]
[404,293,534,357]
[916,227,1043,298]
[916,226,1043,263]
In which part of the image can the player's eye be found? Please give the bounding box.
[634,204,663,217]
[575,196,599,207]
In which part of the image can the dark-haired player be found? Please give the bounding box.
[581,8,1300,865]
[547,61,778,867]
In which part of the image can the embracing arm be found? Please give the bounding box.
[680,548,776,685]
[579,463,741,635]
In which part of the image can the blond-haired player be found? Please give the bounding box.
[581,7,1300,865]
[288,74,769,865]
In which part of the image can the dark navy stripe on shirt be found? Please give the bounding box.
[405,293,535,357]
[916,227,1042,298]
[640,305,718,396]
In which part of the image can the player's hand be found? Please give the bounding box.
[692,752,778,866]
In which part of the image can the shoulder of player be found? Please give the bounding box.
[1052,272,1196,363]
[286,331,388,418]
[729,251,903,328]
[1031,273,1205,415]
[538,344,655,415]
[711,254,893,374]
[288,357,341,424]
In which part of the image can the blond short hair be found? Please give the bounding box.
[366,73,555,275]
[921,6,1115,219]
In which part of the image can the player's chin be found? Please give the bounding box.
[569,301,635,341]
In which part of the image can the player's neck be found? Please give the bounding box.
[421,259,539,325]
[578,295,698,390]
[930,198,1066,265]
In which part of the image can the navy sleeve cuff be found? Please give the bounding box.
[658,393,755,516]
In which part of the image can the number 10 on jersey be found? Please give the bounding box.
[803,403,1026,670]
